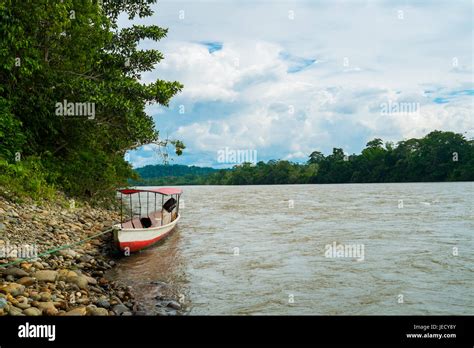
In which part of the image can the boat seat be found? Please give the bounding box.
[120,210,173,229]
[140,217,152,228]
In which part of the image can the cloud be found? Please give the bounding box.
[119,0,473,168]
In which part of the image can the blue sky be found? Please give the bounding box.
[120,0,473,168]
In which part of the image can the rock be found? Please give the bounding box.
[33,270,58,282]
[20,262,33,271]
[0,222,5,231]
[86,305,108,316]
[23,307,42,316]
[64,306,87,316]
[79,255,93,263]
[84,276,97,285]
[8,210,19,218]
[96,299,110,309]
[8,305,24,316]
[155,308,169,316]
[17,277,36,286]
[58,249,78,259]
[166,301,181,310]
[57,269,77,281]
[66,276,88,290]
[2,267,29,277]
[34,302,58,315]
[0,283,25,296]
[33,262,44,270]
[43,307,58,316]
[112,304,129,315]
[15,300,30,310]
[39,292,52,302]
[0,298,7,309]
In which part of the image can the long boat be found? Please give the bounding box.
[114,188,182,252]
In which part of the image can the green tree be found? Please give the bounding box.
[0,0,183,200]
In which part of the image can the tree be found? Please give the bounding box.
[0,0,183,200]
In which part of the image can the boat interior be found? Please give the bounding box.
[121,210,175,229]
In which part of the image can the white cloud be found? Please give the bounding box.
[119,0,473,167]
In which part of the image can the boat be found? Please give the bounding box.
[114,187,182,252]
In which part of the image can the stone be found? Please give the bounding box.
[96,299,110,309]
[112,304,129,315]
[84,276,97,285]
[86,305,108,316]
[79,255,93,263]
[39,292,52,302]
[33,262,44,270]
[33,270,58,282]
[155,308,169,316]
[0,297,7,309]
[23,307,42,316]
[166,301,181,310]
[8,210,19,218]
[66,276,88,290]
[64,306,87,316]
[17,277,36,286]
[43,307,58,316]
[15,300,30,310]
[20,262,33,271]
[8,305,24,316]
[2,267,29,277]
[57,269,77,281]
[58,249,78,259]
[0,283,25,297]
[34,302,58,315]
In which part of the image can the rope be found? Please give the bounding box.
[0,227,116,268]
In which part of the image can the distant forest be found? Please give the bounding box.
[132,131,474,186]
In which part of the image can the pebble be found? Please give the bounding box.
[0,196,181,317]
[1,267,29,278]
[34,302,58,315]
[33,270,58,282]
[8,305,24,316]
[0,283,25,296]
[86,305,109,316]
[66,276,88,290]
[64,306,87,316]
[17,277,36,286]
[96,299,110,309]
[167,301,182,310]
[112,304,129,315]
[23,307,41,316]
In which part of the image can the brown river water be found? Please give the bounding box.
[108,183,474,315]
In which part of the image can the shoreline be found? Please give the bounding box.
[0,195,182,316]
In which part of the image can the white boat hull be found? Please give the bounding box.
[114,214,180,252]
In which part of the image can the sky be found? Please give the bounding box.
[120,0,474,168]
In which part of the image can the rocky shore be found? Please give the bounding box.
[0,194,182,316]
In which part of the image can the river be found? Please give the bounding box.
[108,182,474,315]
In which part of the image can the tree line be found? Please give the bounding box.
[134,131,474,186]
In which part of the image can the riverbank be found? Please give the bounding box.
[0,193,182,316]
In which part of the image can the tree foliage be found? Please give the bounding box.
[136,131,474,186]
[0,0,182,200]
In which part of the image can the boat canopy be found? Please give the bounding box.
[118,188,182,196]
